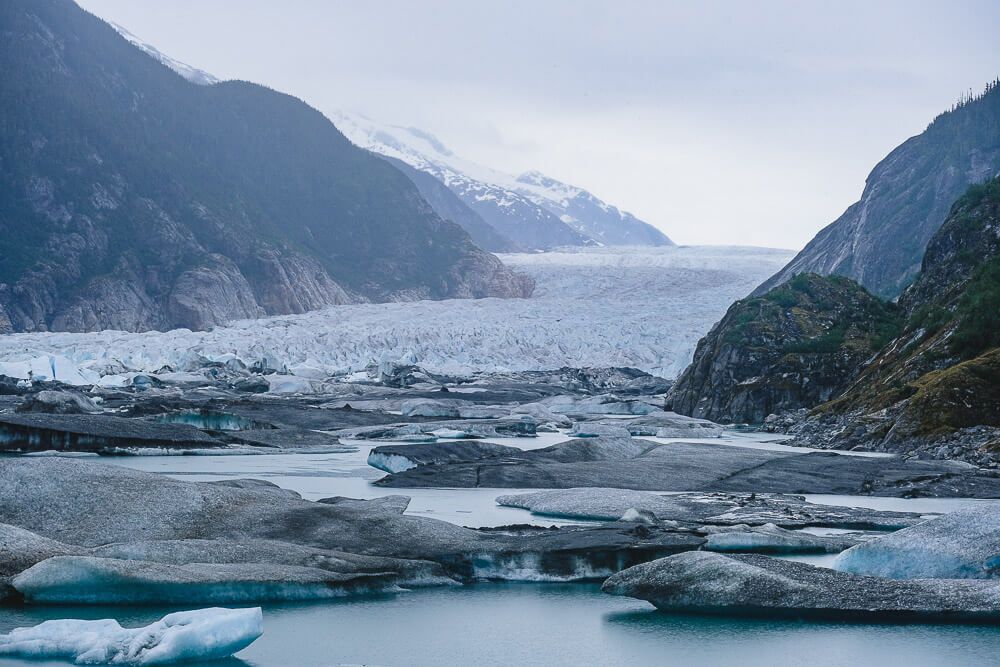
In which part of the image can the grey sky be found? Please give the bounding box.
[77,0,1000,248]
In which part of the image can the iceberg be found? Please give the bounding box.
[703,523,860,554]
[0,606,262,665]
[603,552,1000,622]
[833,503,1000,579]
[12,556,398,604]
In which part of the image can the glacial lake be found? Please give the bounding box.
[3,432,998,666]
[2,584,1000,667]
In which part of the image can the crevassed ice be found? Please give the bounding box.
[0,247,793,385]
[0,607,262,665]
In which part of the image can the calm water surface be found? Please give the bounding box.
[4,433,998,666]
[2,584,999,667]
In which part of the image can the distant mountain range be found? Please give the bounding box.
[333,112,674,250]
[106,21,674,252]
[757,80,1000,300]
[0,0,531,334]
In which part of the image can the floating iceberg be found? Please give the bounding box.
[833,503,1000,579]
[13,556,397,604]
[0,606,262,665]
[603,552,1000,622]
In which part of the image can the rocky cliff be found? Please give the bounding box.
[0,0,532,334]
[667,273,901,424]
[756,80,1000,300]
[792,178,1000,462]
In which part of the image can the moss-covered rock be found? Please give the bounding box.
[667,274,901,424]
[791,178,1000,462]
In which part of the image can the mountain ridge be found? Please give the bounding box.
[0,0,532,334]
[755,80,1000,300]
[333,111,674,250]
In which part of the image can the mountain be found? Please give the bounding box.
[671,177,1000,463]
[0,0,532,334]
[379,156,521,253]
[756,80,1000,300]
[667,273,901,424]
[109,21,219,87]
[513,170,673,246]
[794,177,1000,460]
[332,112,674,250]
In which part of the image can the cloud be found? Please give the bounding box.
[77,0,1000,246]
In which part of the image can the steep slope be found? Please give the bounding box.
[333,112,673,249]
[380,156,521,253]
[667,274,901,424]
[0,0,531,334]
[756,81,1000,299]
[108,24,522,255]
[109,21,219,86]
[795,178,1000,461]
[514,170,673,246]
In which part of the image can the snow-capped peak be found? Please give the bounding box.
[109,21,220,86]
[334,111,673,247]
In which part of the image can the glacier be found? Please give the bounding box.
[0,607,261,665]
[0,246,792,385]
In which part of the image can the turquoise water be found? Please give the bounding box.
[2,584,999,667]
[5,434,998,666]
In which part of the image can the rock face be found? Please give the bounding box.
[833,503,1000,579]
[669,274,901,424]
[756,79,1000,300]
[602,551,1000,622]
[0,0,531,333]
[790,178,1000,461]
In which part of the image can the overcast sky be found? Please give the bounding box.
[77,0,1000,248]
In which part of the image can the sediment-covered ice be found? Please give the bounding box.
[833,503,1000,579]
[0,606,262,665]
[703,523,860,554]
[603,552,1000,621]
[12,556,398,604]
[0,246,792,383]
